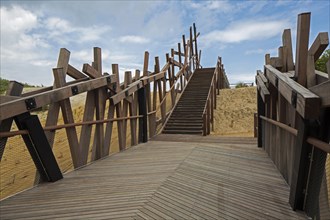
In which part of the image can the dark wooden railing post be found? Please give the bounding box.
[138,87,148,143]
[14,113,63,182]
[289,115,312,210]
[257,91,265,147]
[0,81,23,160]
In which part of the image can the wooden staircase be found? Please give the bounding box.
[162,68,215,135]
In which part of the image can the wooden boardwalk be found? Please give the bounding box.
[0,135,307,219]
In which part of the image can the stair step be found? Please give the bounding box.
[162,129,202,134]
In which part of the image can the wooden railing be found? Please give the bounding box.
[256,12,330,219]
[0,23,204,200]
[202,57,230,136]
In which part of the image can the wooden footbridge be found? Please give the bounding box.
[1,13,330,219]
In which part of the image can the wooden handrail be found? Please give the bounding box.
[259,115,297,136]
[0,115,143,138]
[259,115,330,153]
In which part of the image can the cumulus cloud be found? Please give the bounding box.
[189,0,233,13]
[119,35,150,44]
[245,48,278,55]
[202,19,289,45]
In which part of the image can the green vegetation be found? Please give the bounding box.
[0,78,10,94]
[235,82,249,88]
[315,49,330,73]
[0,77,37,94]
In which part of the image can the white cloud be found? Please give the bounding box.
[119,35,150,44]
[229,73,256,84]
[245,48,278,55]
[189,0,233,13]
[0,5,38,34]
[202,19,289,45]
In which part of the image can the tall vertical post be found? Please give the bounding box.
[193,23,198,68]
[289,115,312,210]
[138,87,148,143]
[294,12,311,87]
[257,91,265,148]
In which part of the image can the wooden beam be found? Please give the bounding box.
[282,29,294,72]
[309,32,329,61]
[294,12,311,87]
[265,54,271,65]
[256,75,270,102]
[307,32,329,88]
[16,114,63,182]
[53,68,81,168]
[138,87,148,143]
[289,116,312,210]
[0,81,23,161]
[265,65,320,119]
[45,48,71,149]
[309,80,330,107]
[0,75,115,121]
[193,23,198,68]
[67,64,87,79]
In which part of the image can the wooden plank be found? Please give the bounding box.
[309,80,330,107]
[309,32,329,61]
[294,12,311,87]
[0,81,23,160]
[131,70,140,146]
[265,65,320,119]
[122,71,132,146]
[178,43,183,91]
[289,116,312,210]
[282,29,294,72]
[112,64,125,151]
[307,32,329,88]
[91,47,106,160]
[256,75,270,102]
[138,87,148,143]
[0,75,115,122]
[67,64,87,79]
[189,26,195,70]
[193,23,198,68]
[79,90,95,164]
[265,54,271,65]
[53,68,81,168]
[45,48,71,148]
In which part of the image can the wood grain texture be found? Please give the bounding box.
[0,136,307,219]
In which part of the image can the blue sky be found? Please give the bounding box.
[1,0,329,86]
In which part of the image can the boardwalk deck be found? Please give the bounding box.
[0,135,306,219]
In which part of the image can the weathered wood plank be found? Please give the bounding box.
[282,29,294,72]
[309,80,330,107]
[0,81,23,160]
[0,75,115,121]
[294,12,311,87]
[265,65,320,119]
[53,68,81,168]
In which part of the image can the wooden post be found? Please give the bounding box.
[265,54,271,65]
[138,87,148,143]
[289,115,312,210]
[0,81,23,160]
[282,29,294,72]
[79,90,96,164]
[189,26,195,70]
[178,43,183,92]
[45,48,70,148]
[53,68,81,168]
[14,113,63,182]
[193,23,198,68]
[111,64,125,151]
[254,113,258,138]
[257,91,265,148]
[294,12,311,87]
[92,47,107,159]
[122,71,132,145]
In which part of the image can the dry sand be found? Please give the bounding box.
[212,86,257,137]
